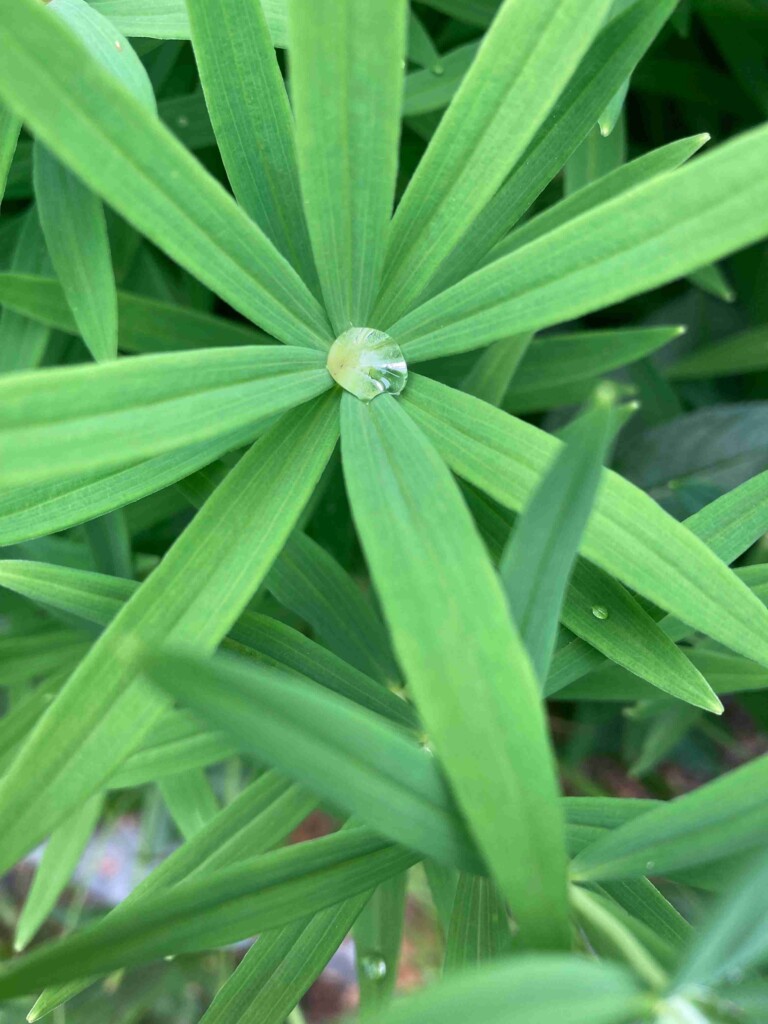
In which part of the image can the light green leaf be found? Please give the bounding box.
[14,793,103,953]
[0,828,416,997]
[145,647,482,872]
[0,273,270,352]
[673,851,768,990]
[0,560,417,731]
[0,424,265,547]
[0,346,330,486]
[0,0,331,349]
[159,769,219,841]
[570,754,768,882]
[688,262,735,303]
[31,770,316,1020]
[341,394,570,949]
[403,376,768,670]
[425,0,677,298]
[0,394,339,878]
[374,0,612,324]
[289,0,406,332]
[186,0,316,288]
[461,334,532,408]
[34,143,118,362]
[352,955,649,1024]
[492,134,709,263]
[505,326,682,415]
[88,0,289,47]
[402,42,478,117]
[500,384,620,682]
[443,874,513,972]
[393,125,768,361]
[564,119,626,195]
[355,873,407,1013]
[199,895,370,1024]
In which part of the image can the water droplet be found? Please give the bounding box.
[591,605,609,620]
[360,954,387,981]
[114,39,123,51]
[163,954,176,962]
[646,860,655,871]
[432,63,445,76]
[326,327,407,402]
[177,115,190,128]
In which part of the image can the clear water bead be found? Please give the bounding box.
[360,954,388,981]
[591,605,609,620]
[326,327,407,402]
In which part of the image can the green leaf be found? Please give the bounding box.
[14,792,103,953]
[0,346,330,486]
[289,0,406,332]
[425,0,677,298]
[687,262,735,303]
[349,955,649,1024]
[407,10,442,73]
[403,376,768,671]
[402,42,478,117]
[668,324,768,381]
[374,0,612,324]
[393,125,768,361]
[0,209,52,373]
[341,394,570,949]
[355,874,407,1013]
[34,143,119,362]
[0,424,266,546]
[198,895,370,1024]
[673,851,768,991]
[159,769,219,841]
[0,273,270,352]
[443,874,513,972]
[0,560,418,731]
[266,531,400,684]
[461,334,532,407]
[0,394,339,878]
[570,753,768,882]
[505,326,682,415]
[88,0,289,47]
[491,134,709,263]
[0,828,416,997]
[0,0,331,349]
[31,770,316,1020]
[500,384,620,682]
[0,100,21,210]
[186,0,317,289]
[145,646,482,872]
[564,119,626,195]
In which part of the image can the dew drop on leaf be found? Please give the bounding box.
[360,954,387,981]
[646,860,655,871]
[327,327,407,402]
[591,605,609,620]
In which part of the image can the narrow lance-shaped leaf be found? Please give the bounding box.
[0,828,416,998]
[0,209,52,373]
[355,873,407,1014]
[289,0,407,332]
[0,273,271,352]
[31,771,317,1020]
[350,956,650,1024]
[500,384,620,683]
[342,393,570,949]
[423,0,677,298]
[186,0,317,290]
[570,753,768,882]
[14,792,104,953]
[0,0,331,349]
[0,393,339,878]
[393,124,768,362]
[146,647,483,872]
[0,99,21,210]
[159,769,219,842]
[374,0,612,324]
[672,851,768,991]
[0,346,331,486]
[402,376,768,672]
[443,874,513,973]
